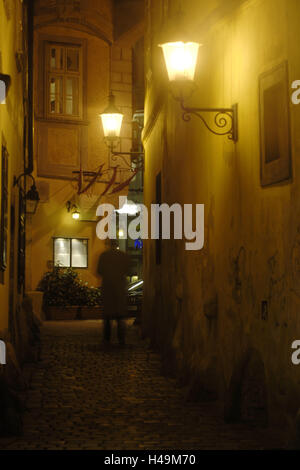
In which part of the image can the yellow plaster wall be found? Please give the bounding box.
[28,179,106,289]
[143,0,300,429]
[0,0,26,331]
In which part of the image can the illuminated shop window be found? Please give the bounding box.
[46,43,82,119]
[53,238,88,268]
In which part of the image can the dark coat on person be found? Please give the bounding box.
[97,248,129,318]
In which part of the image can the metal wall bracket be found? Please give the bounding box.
[180,100,238,142]
[111,150,144,170]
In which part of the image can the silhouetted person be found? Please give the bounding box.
[97,239,129,345]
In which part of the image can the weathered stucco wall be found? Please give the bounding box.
[142,0,300,435]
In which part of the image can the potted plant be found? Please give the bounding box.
[37,266,103,320]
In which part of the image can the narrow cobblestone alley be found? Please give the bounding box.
[0,321,284,450]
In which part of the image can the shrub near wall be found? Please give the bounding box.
[37,266,103,320]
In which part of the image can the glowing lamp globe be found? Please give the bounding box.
[159,41,200,82]
[72,209,80,220]
[100,93,123,141]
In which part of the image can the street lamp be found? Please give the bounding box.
[25,183,40,215]
[100,93,124,146]
[99,42,144,169]
[72,209,80,220]
[159,30,238,141]
[66,201,80,220]
[159,41,200,82]
[14,173,40,215]
[100,93,144,174]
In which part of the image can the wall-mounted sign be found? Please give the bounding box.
[259,61,292,186]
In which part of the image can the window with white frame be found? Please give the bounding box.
[53,238,88,268]
[45,42,83,119]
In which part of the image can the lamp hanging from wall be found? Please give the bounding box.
[25,183,40,215]
[72,209,80,220]
[100,92,124,147]
[100,85,143,167]
[75,45,144,201]
[14,173,40,215]
[66,201,80,220]
[158,13,238,142]
[159,41,200,82]
[98,44,144,179]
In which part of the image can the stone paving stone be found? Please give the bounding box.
[0,319,285,450]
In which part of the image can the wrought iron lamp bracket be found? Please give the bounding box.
[110,150,145,171]
[13,172,37,194]
[179,99,238,142]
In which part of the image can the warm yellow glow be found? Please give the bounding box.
[72,210,80,220]
[100,113,123,139]
[118,229,124,238]
[159,41,200,82]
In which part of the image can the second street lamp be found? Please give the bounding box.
[100,93,124,148]
[100,92,144,173]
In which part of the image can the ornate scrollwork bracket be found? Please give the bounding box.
[111,150,145,172]
[179,100,238,142]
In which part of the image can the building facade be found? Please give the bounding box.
[27,0,144,292]
[0,0,30,352]
[0,0,144,363]
[142,0,300,434]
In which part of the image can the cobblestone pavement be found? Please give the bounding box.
[0,320,285,450]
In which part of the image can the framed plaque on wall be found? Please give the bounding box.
[259,61,292,186]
